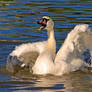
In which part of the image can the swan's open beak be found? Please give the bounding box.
[37,18,48,31]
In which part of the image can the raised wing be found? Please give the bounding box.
[6,41,47,73]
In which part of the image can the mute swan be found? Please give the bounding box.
[6,16,92,76]
[6,16,56,74]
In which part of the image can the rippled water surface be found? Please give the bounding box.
[0,0,92,92]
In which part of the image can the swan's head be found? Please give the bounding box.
[37,16,54,31]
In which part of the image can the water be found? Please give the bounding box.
[0,0,92,92]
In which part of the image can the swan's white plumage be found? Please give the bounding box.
[6,41,48,73]
[32,24,92,75]
[6,16,56,74]
[32,16,56,74]
[55,24,90,62]
[10,41,47,57]
[33,51,55,74]
[54,24,92,75]
[7,16,92,75]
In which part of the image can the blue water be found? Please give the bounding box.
[0,0,92,92]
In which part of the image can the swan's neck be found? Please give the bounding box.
[47,28,56,59]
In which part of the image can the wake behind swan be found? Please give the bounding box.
[6,16,92,76]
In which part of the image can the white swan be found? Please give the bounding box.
[6,16,92,76]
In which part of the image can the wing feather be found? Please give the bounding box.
[6,41,47,73]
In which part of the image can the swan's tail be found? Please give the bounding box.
[6,55,27,73]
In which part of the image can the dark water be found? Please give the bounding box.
[0,0,92,92]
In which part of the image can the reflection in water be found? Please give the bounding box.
[0,65,92,92]
[0,72,91,92]
[0,0,92,92]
